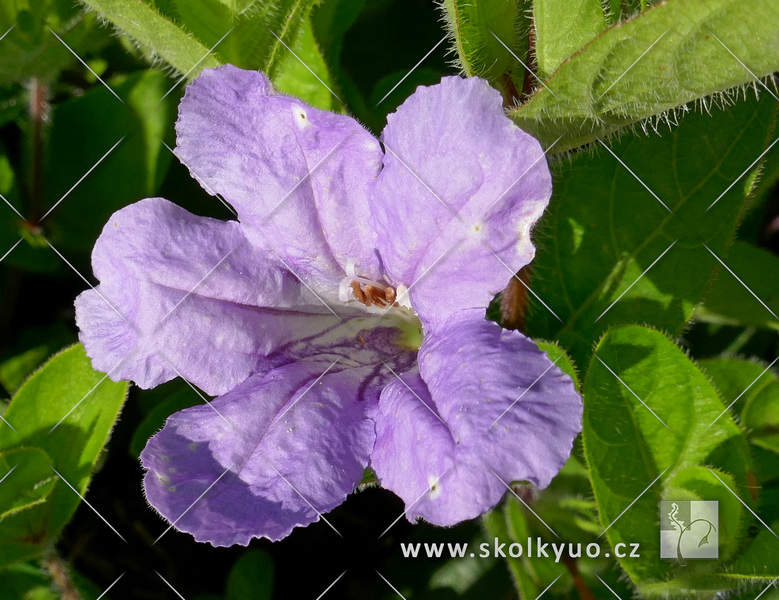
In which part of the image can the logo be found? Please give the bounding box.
[660,501,718,563]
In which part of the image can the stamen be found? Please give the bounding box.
[367,284,391,307]
[350,280,367,304]
[352,276,388,291]
[347,280,398,307]
[341,260,401,308]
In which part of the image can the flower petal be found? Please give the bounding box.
[175,65,385,285]
[141,353,411,545]
[75,198,349,395]
[88,197,315,309]
[370,77,552,325]
[370,309,581,525]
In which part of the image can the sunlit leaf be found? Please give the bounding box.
[0,345,127,567]
[510,0,779,150]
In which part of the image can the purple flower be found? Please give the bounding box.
[75,65,582,546]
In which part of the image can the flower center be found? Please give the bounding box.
[336,261,422,350]
[350,280,395,307]
[338,260,412,309]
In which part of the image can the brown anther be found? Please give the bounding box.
[350,280,366,304]
[364,284,381,307]
[350,281,398,308]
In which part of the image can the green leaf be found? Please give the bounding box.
[696,241,779,331]
[751,446,779,490]
[533,0,607,80]
[310,0,368,114]
[0,345,127,567]
[311,0,450,131]
[0,561,59,600]
[510,0,779,151]
[0,559,104,600]
[0,1,109,85]
[273,18,338,111]
[428,538,501,596]
[639,521,779,595]
[482,507,538,599]
[159,0,315,76]
[741,379,779,453]
[0,323,73,395]
[0,348,51,396]
[82,0,317,79]
[526,457,601,542]
[661,466,743,564]
[536,342,579,391]
[701,357,779,453]
[700,357,775,419]
[700,358,774,413]
[439,0,527,99]
[79,0,221,76]
[500,497,571,598]
[526,92,777,369]
[728,523,779,579]
[582,325,750,584]
[226,549,274,600]
[41,69,175,252]
[746,129,779,213]
[0,448,56,521]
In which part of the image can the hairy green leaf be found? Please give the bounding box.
[742,378,779,454]
[701,357,779,453]
[533,0,606,81]
[0,345,127,567]
[583,326,750,584]
[79,0,221,76]
[274,19,338,111]
[0,349,51,396]
[440,0,527,100]
[728,524,779,579]
[700,357,775,420]
[697,241,779,331]
[155,0,316,76]
[510,0,779,150]
[536,342,579,390]
[42,70,175,252]
[0,1,108,84]
[526,92,777,369]
[0,448,56,521]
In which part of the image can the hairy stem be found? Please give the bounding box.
[562,555,595,600]
[42,548,83,600]
[28,77,48,224]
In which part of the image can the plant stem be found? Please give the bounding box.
[28,77,48,224]
[42,547,83,600]
[562,555,595,600]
